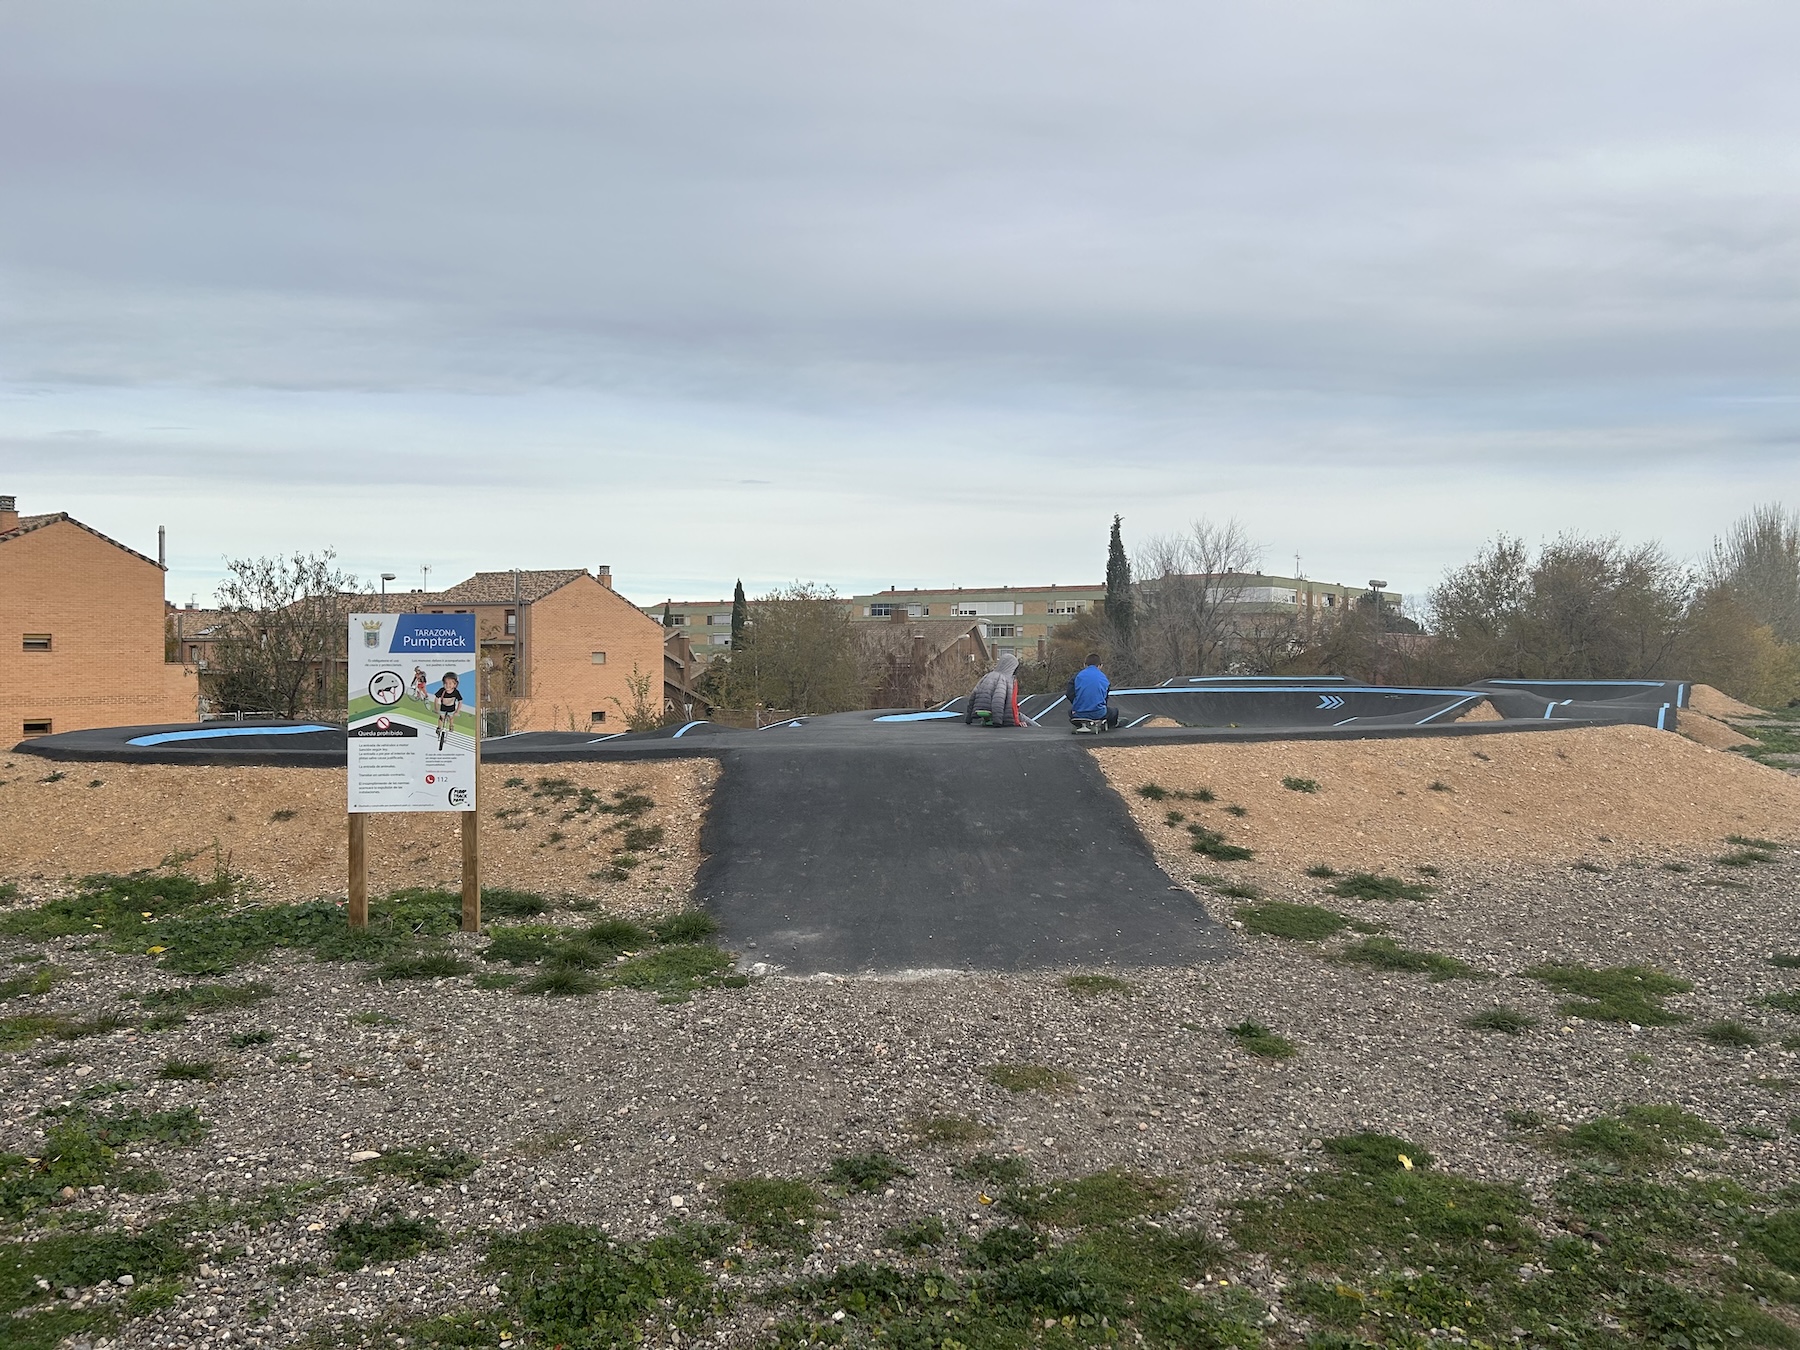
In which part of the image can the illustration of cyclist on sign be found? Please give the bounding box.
[433,672,464,751]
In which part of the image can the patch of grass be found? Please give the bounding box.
[1522,962,1692,1024]
[0,1221,194,1325]
[1304,863,1339,878]
[1235,900,1352,940]
[1135,784,1169,801]
[1006,1168,1180,1226]
[473,971,520,991]
[1720,848,1778,867]
[0,964,61,1000]
[1227,1021,1297,1059]
[1163,809,1185,825]
[1552,1105,1723,1170]
[1728,834,1783,851]
[1417,863,1441,877]
[1063,974,1132,997]
[330,1209,445,1269]
[1186,823,1253,861]
[0,1008,131,1052]
[1505,1108,1546,1130]
[480,887,550,918]
[0,1106,205,1219]
[229,1029,274,1048]
[718,1177,830,1251]
[622,823,665,852]
[1327,872,1434,902]
[1282,776,1320,793]
[158,1058,217,1081]
[1428,779,1453,792]
[1222,803,1248,817]
[481,924,563,965]
[955,1152,1031,1188]
[1770,954,1800,970]
[270,808,298,822]
[1760,990,1800,1015]
[140,981,274,1017]
[1464,1006,1538,1034]
[607,943,733,997]
[906,1114,994,1147]
[883,1216,946,1251]
[356,1144,482,1186]
[583,917,655,950]
[366,949,471,981]
[650,911,718,943]
[516,966,600,997]
[1334,937,1486,981]
[1698,1019,1763,1048]
[984,1063,1078,1094]
[825,1151,912,1194]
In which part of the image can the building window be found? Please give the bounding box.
[505,609,517,635]
[590,651,607,664]
[21,719,51,736]
[709,613,730,625]
[988,624,1017,638]
[1047,603,1084,615]
[590,710,607,724]
[869,603,895,617]
[666,614,687,626]
[22,634,51,652]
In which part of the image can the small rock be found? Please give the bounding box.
[348,1150,382,1162]
[117,1274,134,1286]
[670,1195,685,1208]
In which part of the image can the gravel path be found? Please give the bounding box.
[4,843,1798,1346]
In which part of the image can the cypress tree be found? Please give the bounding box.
[1105,515,1135,641]
[661,601,673,628]
[730,579,748,650]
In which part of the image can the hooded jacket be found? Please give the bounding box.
[966,651,1024,726]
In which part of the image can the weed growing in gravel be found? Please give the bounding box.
[1235,901,1358,940]
[229,1029,273,1048]
[1186,823,1253,861]
[1136,783,1169,800]
[1223,803,1248,817]
[1,1106,205,1219]
[0,1007,131,1052]
[955,1152,1032,1188]
[1551,1105,1723,1170]
[1063,974,1132,997]
[158,1058,216,1081]
[0,1221,194,1344]
[0,964,61,1000]
[330,1209,445,1269]
[1522,963,1693,1024]
[473,972,520,991]
[718,1177,831,1251]
[1227,1021,1297,1059]
[1163,809,1186,826]
[825,1151,912,1194]
[516,966,600,997]
[1007,1168,1179,1225]
[1333,938,1486,981]
[1698,1019,1763,1047]
[481,887,550,918]
[1192,873,1262,899]
[1327,872,1434,902]
[1720,848,1778,867]
[883,1216,947,1251]
[652,911,719,943]
[356,1145,481,1186]
[1304,864,1338,878]
[905,1114,994,1147]
[1770,954,1800,969]
[1760,990,1800,1015]
[1282,776,1320,793]
[365,949,471,981]
[140,981,273,1018]
[1464,1006,1538,1034]
[984,1063,1078,1093]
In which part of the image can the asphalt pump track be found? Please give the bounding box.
[13,679,1690,977]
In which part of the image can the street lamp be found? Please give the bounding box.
[380,572,397,613]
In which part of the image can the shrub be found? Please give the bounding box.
[1227,1021,1297,1059]
[1281,777,1320,793]
[1328,872,1433,902]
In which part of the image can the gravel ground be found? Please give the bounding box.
[4,841,1798,1347]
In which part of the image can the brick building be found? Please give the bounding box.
[408,567,678,733]
[0,495,197,737]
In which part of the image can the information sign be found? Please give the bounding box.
[347,613,478,813]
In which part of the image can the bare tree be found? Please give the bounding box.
[207,551,359,718]
[609,663,663,731]
[1709,503,1800,644]
[1132,518,1262,680]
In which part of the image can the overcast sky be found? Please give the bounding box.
[3,1,1797,609]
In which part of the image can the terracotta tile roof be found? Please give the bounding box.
[435,570,591,606]
[0,511,163,568]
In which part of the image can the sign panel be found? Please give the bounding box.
[348,613,478,813]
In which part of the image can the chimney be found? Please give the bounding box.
[597,565,612,590]
[158,525,166,570]
[0,496,16,531]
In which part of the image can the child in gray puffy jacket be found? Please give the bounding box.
[965,651,1033,727]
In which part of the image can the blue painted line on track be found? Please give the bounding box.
[671,722,709,738]
[1486,679,1667,687]
[127,724,333,747]
[873,710,963,722]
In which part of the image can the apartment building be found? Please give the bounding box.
[0,495,198,736]
[643,599,737,666]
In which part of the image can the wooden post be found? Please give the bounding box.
[348,813,368,930]
[462,685,482,933]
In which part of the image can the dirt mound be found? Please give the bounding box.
[1454,698,1503,722]
[0,758,717,909]
[1689,683,1765,719]
[1092,723,1799,876]
[1141,716,1184,728]
[1676,709,1758,752]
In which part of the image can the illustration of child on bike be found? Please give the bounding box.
[411,666,429,703]
[434,672,464,750]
